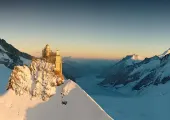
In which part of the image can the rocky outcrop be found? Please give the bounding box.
[7,59,63,101]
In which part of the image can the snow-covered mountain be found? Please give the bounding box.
[98,54,144,79]
[0,59,112,120]
[158,48,170,58]
[0,64,11,94]
[119,54,144,66]
[75,74,170,120]
[0,39,32,69]
[99,49,170,91]
[98,54,144,85]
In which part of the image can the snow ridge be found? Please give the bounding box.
[80,87,113,120]
[159,48,170,58]
[123,54,144,66]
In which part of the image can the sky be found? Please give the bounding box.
[0,0,170,59]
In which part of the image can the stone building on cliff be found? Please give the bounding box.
[42,44,64,85]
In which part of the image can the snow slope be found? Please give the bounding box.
[0,90,42,120]
[0,45,7,52]
[0,80,112,120]
[99,54,145,86]
[77,75,170,120]
[27,80,112,120]
[0,39,32,69]
[0,64,11,94]
[0,59,113,120]
[131,54,144,61]
[19,56,31,65]
[0,51,12,62]
[100,50,170,90]
[123,54,144,66]
[130,58,160,75]
[94,82,170,120]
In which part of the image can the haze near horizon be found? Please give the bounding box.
[0,0,170,59]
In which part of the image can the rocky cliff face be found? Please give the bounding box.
[7,59,62,101]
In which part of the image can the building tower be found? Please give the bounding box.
[55,49,62,75]
[42,44,51,58]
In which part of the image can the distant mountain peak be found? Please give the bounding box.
[159,48,170,58]
[131,54,144,60]
[123,54,144,61]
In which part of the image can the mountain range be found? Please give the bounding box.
[0,39,32,69]
[99,49,170,90]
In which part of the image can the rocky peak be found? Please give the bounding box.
[7,59,63,101]
[122,54,144,61]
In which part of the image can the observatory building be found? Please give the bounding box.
[42,44,64,84]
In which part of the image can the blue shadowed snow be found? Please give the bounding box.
[0,64,11,95]
[75,75,125,118]
[76,75,170,120]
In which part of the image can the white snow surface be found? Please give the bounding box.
[0,45,7,52]
[27,80,112,120]
[19,56,31,65]
[0,60,112,120]
[155,60,170,80]
[0,80,112,120]
[131,54,145,61]
[0,52,12,62]
[0,89,42,120]
[0,45,31,65]
[76,75,170,120]
[130,59,160,75]
[0,45,12,62]
[125,54,144,66]
[61,80,76,96]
